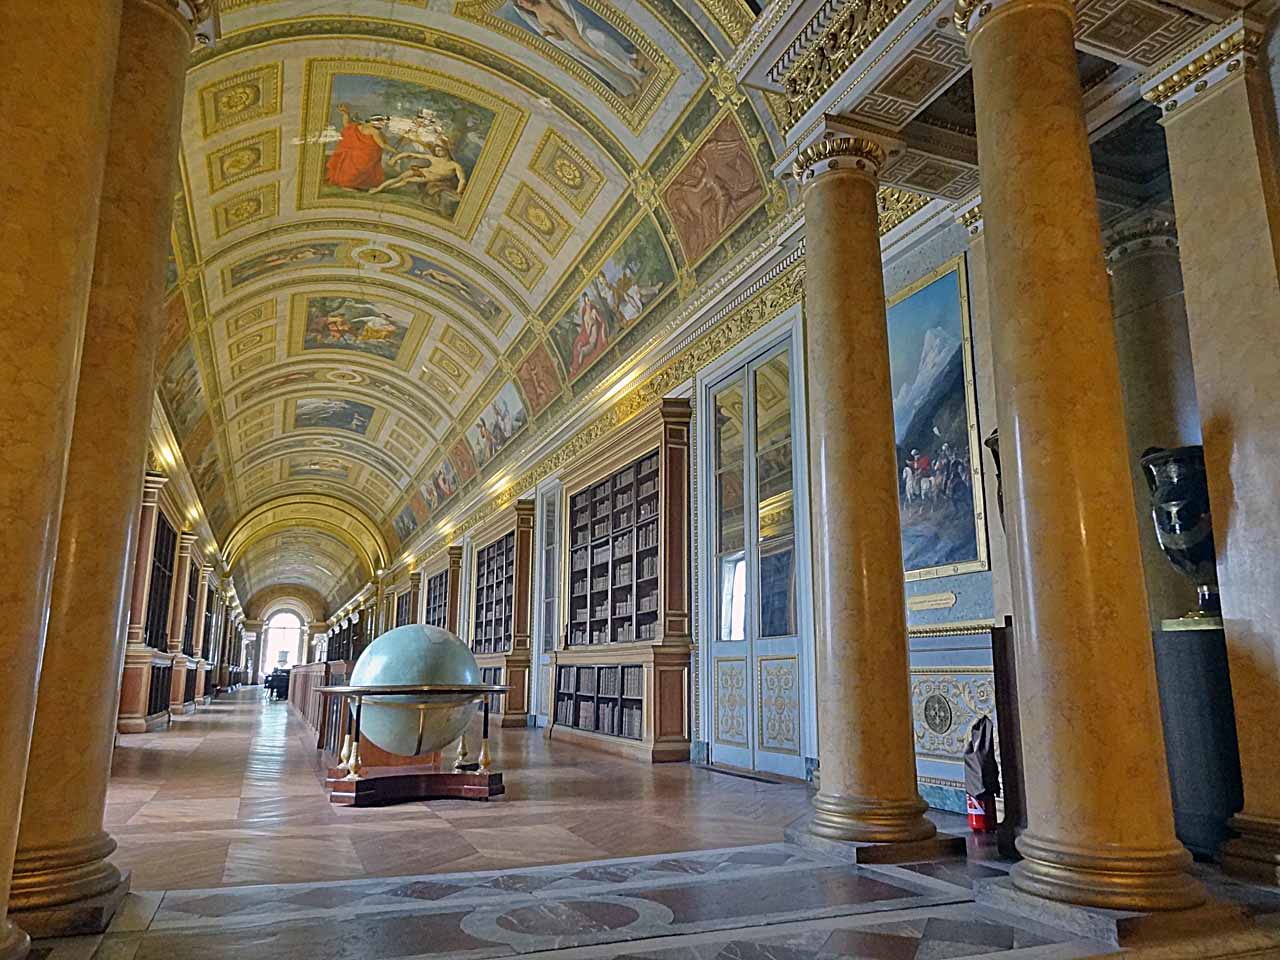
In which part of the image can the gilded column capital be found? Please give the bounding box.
[957,200,984,237]
[135,0,219,45]
[1140,15,1263,118]
[954,0,1072,40]
[177,531,199,551]
[794,136,886,185]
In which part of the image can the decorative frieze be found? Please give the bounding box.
[782,0,912,125]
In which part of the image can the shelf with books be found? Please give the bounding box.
[468,499,535,727]
[548,398,691,761]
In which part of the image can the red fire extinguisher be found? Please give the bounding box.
[966,791,997,833]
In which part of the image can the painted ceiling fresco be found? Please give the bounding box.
[157,0,789,610]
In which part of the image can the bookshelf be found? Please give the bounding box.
[549,398,691,762]
[472,531,514,652]
[424,568,448,629]
[468,500,535,726]
[565,449,662,648]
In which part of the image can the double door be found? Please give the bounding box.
[707,342,805,778]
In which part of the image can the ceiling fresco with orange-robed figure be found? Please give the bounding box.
[156,0,793,610]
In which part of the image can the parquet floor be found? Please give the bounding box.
[106,689,813,891]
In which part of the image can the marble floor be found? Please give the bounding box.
[103,690,814,890]
[27,689,1280,959]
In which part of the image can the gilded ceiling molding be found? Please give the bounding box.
[412,259,806,572]
[1140,15,1263,117]
[224,495,389,574]
[878,187,929,233]
[190,21,635,170]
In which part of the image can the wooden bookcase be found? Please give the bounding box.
[472,532,514,653]
[423,568,448,629]
[468,500,535,726]
[549,399,691,762]
[418,544,464,635]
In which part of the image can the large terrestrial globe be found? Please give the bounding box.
[348,624,481,756]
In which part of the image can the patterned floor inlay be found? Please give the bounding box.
[32,847,1103,959]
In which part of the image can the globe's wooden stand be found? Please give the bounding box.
[325,767,504,806]
[315,683,508,807]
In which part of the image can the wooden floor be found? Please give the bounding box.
[106,688,813,891]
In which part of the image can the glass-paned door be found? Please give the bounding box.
[709,343,804,777]
[535,486,560,722]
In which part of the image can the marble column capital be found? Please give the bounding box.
[1140,15,1264,119]
[1104,217,1178,271]
[954,0,1073,42]
[177,531,199,553]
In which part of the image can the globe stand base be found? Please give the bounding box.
[326,765,504,806]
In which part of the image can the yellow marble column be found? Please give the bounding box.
[797,136,936,846]
[0,2,125,956]
[8,0,194,938]
[1143,16,1280,885]
[957,0,1202,910]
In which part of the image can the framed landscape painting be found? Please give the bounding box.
[885,255,988,580]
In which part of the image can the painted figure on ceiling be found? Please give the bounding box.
[370,140,468,212]
[510,0,646,98]
[326,104,392,190]
[570,287,609,376]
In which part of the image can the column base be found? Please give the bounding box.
[807,792,939,844]
[7,871,129,940]
[976,876,1248,947]
[785,814,965,863]
[8,834,128,939]
[0,920,28,960]
[169,703,194,717]
[1010,831,1205,912]
[1220,814,1280,886]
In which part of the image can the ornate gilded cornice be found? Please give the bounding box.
[781,0,909,125]
[793,135,886,183]
[1141,18,1262,116]
[878,187,929,233]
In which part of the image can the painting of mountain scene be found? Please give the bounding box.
[886,260,985,577]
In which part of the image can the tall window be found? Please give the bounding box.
[262,611,303,671]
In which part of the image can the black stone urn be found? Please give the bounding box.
[1140,445,1220,617]
[983,428,1004,533]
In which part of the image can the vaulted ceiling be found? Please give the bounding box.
[157,0,785,613]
